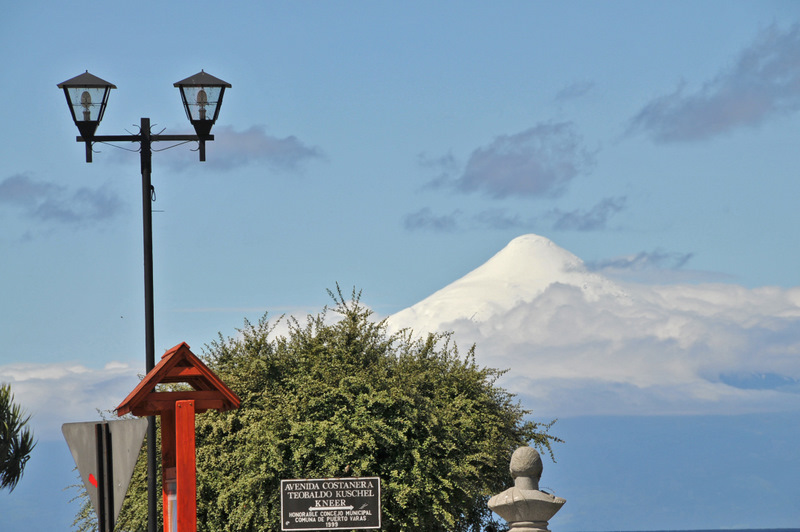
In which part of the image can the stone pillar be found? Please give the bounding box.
[488,447,565,532]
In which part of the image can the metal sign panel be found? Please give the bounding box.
[62,419,148,528]
[281,477,381,530]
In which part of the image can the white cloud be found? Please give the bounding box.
[403,198,624,234]
[160,125,323,171]
[424,123,595,199]
[0,173,124,227]
[0,360,141,441]
[459,123,594,198]
[548,196,626,231]
[629,23,800,142]
[403,207,462,232]
[554,81,595,104]
[388,235,800,417]
[585,250,733,284]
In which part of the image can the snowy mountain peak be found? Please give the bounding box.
[390,234,626,330]
[477,233,586,281]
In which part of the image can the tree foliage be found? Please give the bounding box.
[0,383,36,493]
[88,289,560,531]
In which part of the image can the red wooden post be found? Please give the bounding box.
[176,400,197,532]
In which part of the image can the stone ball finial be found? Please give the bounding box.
[510,446,543,479]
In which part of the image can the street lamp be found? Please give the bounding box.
[58,70,230,532]
[57,71,117,162]
[174,70,231,162]
[174,70,231,133]
[59,70,230,163]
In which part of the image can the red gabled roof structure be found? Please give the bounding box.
[116,342,241,417]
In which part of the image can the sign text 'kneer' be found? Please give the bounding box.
[281,477,381,530]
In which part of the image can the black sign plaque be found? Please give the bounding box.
[280,477,381,530]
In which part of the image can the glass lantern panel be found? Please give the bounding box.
[182,86,223,122]
[65,87,108,122]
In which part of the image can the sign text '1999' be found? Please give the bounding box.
[280,477,381,531]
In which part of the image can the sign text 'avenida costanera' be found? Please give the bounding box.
[280,477,381,530]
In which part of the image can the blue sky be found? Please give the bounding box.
[2,2,800,530]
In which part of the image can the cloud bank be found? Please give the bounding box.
[554,81,595,104]
[403,196,625,233]
[410,123,605,233]
[426,122,595,198]
[630,24,800,142]
[161,125,323,171]
[388,234,800,417]
[0,361,141,440]
[548,196,626,231]
[0,174,124,226]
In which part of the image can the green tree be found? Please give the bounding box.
[93,289,560,531]
[0,383,36,492]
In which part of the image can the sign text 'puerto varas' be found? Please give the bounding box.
[280,477,381,530]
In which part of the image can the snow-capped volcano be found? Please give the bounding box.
[390,234,627,332]
[387,234,800,417]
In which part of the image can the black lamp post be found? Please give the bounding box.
[59,70,230,532]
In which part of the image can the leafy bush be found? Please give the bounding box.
[81,289,560,531]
